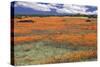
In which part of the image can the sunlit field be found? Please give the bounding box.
[12,16,97,65]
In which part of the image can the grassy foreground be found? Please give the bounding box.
[14,40,97,65]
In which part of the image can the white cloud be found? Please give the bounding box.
[56,8,73,14]
[56,4,89,14]
[93,10,97,14]
[64,4,88,12]
[15,1,51,11]
[14,1,97,15]
[47,3,58,9]
[86,10,97,15]
[56,4,97,15]
[15,2,60,12]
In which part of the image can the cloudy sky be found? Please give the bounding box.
[11,1,97,15]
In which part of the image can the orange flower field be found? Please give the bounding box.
[12,16,97,65]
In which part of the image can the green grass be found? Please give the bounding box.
[14,40,96,65]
